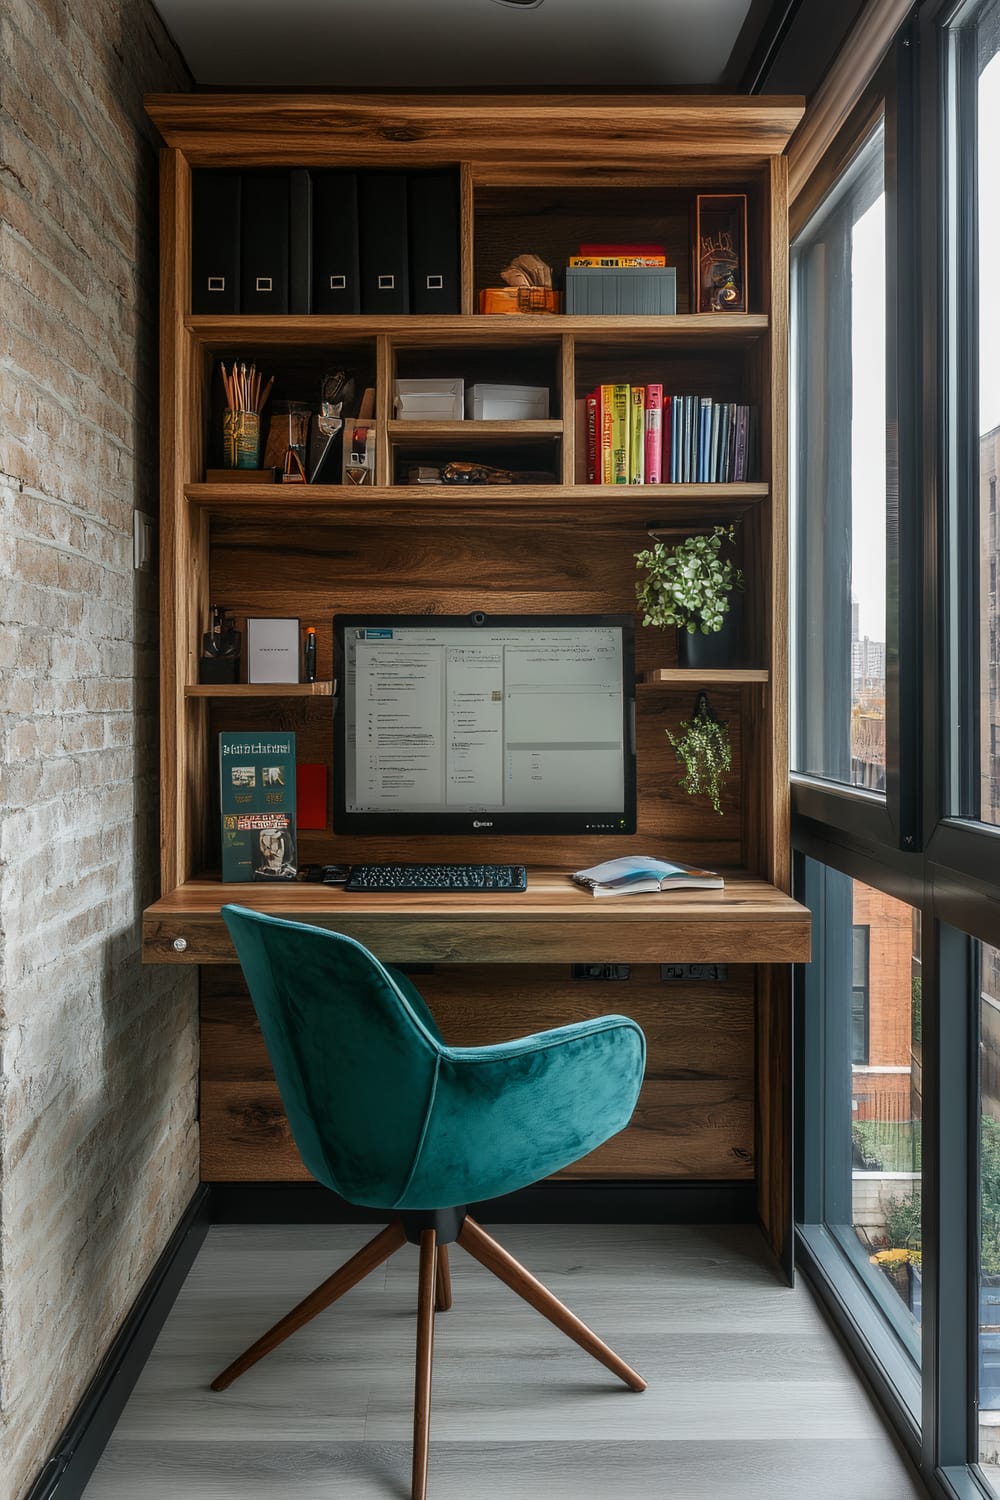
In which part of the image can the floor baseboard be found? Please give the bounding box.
[209,1179,757,1224]
[23,1185,211,1500]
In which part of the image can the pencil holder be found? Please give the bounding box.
[222,410,261,469]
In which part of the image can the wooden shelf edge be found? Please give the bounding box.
[388,419,562,437]
[184,312,771,342]
[184,682,335,698]
[184,481,769,505]
[639,668,770,685]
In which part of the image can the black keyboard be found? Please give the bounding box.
[344,862,527,893]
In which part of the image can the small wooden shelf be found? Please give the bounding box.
[388,419,562,440]
[184,482,769,517]
[639,668,770,685]
[184,682,335,698]
[185,313,770,346]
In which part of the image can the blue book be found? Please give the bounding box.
[220,731,297,882]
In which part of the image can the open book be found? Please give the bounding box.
[571,855,724,898]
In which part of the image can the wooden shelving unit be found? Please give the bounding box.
[184,682,335,699]
[145,90,807,1271]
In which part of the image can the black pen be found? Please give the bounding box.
[304,627,317,683]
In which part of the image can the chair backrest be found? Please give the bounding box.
[221,905,442,1209]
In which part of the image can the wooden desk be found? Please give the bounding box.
[143,873,808,1272]
[142,869,810,967]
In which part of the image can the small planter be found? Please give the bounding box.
[677,593,745,670]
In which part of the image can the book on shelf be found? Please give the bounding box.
[584,390,599,484]
[568,255,667,267]
[629,386,645,484]
[578,242,667,256]
[220,731,297,883]
[644,383,663,484]
[611,383,630,485]
[599,385,615,484]
[571,855,724,898]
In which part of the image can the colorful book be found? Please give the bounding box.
[574,396,588,483]
[220,731,297,882]
[644,384,663,485]
[611,384,630,485]
[585,389,599,484]
[578,242,666,256]
[568,254,667,267]
[599,385,615,484]
[629,386,645,484]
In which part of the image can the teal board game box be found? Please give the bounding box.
[220,732,297,882]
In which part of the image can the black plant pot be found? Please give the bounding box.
[676,592,745,670]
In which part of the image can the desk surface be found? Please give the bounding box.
[143,869,811,966]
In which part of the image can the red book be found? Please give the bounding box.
[296,763,328,830]
[585,389,599,484]
[578,242,667,256]
[662,397,673,483]
[644,384,663,485]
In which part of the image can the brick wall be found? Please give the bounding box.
[0,4,196,1497]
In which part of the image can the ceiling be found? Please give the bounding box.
[150,0,766,89]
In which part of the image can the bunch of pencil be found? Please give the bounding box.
[220,361,274,415]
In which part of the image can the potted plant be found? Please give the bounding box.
[635,524,744,668]
[666,692,732,816]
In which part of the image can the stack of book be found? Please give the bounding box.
[582,385,758,485]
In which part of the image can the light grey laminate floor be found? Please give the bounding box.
[82,1223,928,1499]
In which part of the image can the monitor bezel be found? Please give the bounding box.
[333,612,637,836]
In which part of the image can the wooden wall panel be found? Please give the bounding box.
[200,964,755,1183]
[204,517,750,871]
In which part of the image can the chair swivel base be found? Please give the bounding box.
[210,1213,646,1500]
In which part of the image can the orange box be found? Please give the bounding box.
[478,287,562,315]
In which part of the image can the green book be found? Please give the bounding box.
[611,384,630,484]
[629,385,645,484]
[220,731,298,882]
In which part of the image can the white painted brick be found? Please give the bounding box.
[1,4,194,1495]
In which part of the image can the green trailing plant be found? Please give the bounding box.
[635,524,744,636]
[667,693,732,816]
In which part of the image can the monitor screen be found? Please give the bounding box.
[333,613,636,836]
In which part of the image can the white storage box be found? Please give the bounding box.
[466,384,549,420]
[394,378,464,420]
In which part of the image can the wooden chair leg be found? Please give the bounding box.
[435,1244,452,1312]
[457,1216,646,1393]
[412,1228,437,1500]
[211,1220,407,1392]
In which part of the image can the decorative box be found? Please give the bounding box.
[564,268,676,316]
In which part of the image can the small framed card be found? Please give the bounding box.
[247,617,300,683]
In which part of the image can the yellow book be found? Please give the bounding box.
[629,386,645,484]
[611,384,630,485]
[599,385,616,484]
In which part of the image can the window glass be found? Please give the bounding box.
[978,14,1000,824]
[802,860,922,1372]
[791,125,887,790]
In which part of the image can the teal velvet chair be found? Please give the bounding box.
[212,905,647,1500]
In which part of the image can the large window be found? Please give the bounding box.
[800,861,922,1392]
[791,125,887,791]
[790,5,1000,1495]
[977,9,1000,825]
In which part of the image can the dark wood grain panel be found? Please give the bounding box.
[199,963,754,1184]
[199,1077,753,1183]
[200,964,755,1082]
[145,94,804,170]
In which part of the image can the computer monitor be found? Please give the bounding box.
[333,613,636,836]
